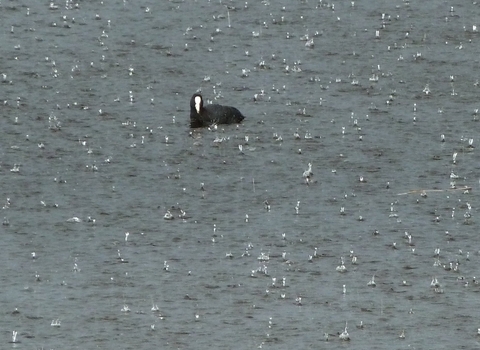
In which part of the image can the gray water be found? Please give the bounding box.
[1,0,480,349]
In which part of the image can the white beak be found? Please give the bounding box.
[195,96,202,114]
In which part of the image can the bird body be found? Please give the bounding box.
[190,93,245,128]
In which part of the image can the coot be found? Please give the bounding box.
[190,93,245,128]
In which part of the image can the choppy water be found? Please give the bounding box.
[2,0,480,349]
